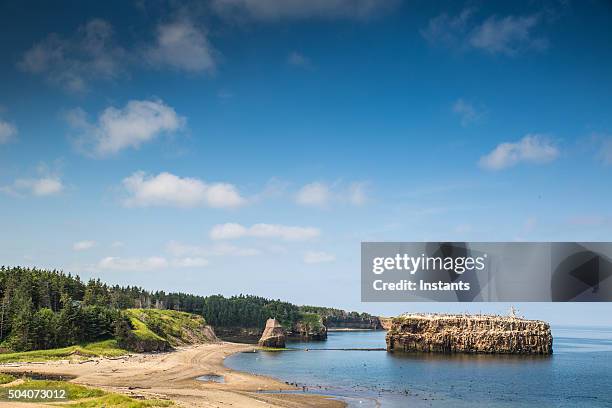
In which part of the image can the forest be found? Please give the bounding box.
[0,266,373,352]
[299,305,382,328]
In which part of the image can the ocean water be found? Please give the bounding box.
[224,327,612,407]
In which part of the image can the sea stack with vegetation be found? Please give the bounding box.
[386,313,553,355]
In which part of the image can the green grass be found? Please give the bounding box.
[66,394,173,408]
[0,340,127,363]
[0,373,15,384]
[0,309,211,363]
[0,379,105,401]
[0,379,173,407]
[126,312,166,342]
[125,309,211,346]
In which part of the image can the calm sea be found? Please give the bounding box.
[224,326,612,407]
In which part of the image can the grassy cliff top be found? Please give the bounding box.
[125,309,216,347]
[396,313,549,325]
[0,309,215,363]
[0,340,126,363]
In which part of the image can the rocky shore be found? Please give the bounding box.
[386,313,553,355]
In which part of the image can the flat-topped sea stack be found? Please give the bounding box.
[386,313,552,355]
[258,318,286,348]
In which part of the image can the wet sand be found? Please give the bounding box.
[0,342,346,408]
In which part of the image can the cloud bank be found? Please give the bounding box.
[122,171,245,209]
[422,9,548,56]
[18,19,125,92]
[67,99,185,156]
[97,256,208,271]
[479,134,559,170]
[296,181,368,208]
[1,176,64,197]
[147,18,215,73]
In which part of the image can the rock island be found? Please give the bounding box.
[386,312,553,355]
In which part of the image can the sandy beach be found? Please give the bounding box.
[0,342,346,408]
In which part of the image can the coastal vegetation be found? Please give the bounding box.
[0,340,125,363]
[300,306,382,329]
[0,377,172,407]
[0,266,375,355]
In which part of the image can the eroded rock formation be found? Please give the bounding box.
[258,318,286,348]
[294,315,327,340]
[386,313,552,355]
[379,317,393,330]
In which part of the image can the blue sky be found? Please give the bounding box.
[1,0,611,325]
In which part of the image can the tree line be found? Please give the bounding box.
[0,266,323,351]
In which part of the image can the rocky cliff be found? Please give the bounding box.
[258,318,286,348]
[379,317,393,330]
[119,309,218,352]
[386,313,552,355]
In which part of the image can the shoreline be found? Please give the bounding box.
[327,328,379,332]
[0,342,346,408]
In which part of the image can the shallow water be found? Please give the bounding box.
[195,374,225,383]
[225,326,612,407]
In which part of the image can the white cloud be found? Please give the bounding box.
[452,99,481,126]
[287,51,311,68]
[20,17,219,90]
[470,15,548,55]
[73,240,96,251]
[421,8,474,48]
[479,134,559,170]
[296,182,331,207]
[172,257,209,268]
[210,223,320,241]
[422,10,547,56]
[211,0,398,21]
[296,181,368,207]
[2,176,64,197]
[1,162,64,197]
[303,251,335,264]
[67,99,185,157]
[97,255,208,271]
[98,256,168,271]
[147,19,215,73]
[166,240,260,257]
[122,171,245,209]
[0,120,17,144]
[208,223,248,240]
[18,19,125,92]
